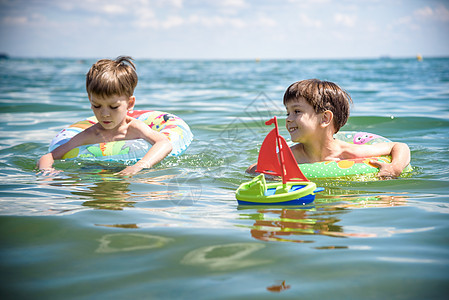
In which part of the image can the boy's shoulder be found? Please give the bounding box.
[126,117,156,136]
[127,116,147,129]
[336,139,365,155]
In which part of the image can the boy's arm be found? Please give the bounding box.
[37,145,70,175]
[117,122,173,176]
[37,152,58,175]
[369,142,411,178]
[37,130,91,174]
[352,142,411,178]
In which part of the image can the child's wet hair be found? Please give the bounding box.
[86,56,138,98]
[283,79,353,132]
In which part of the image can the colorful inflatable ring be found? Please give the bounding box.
[296,131,412,178]
[48,110,193,162]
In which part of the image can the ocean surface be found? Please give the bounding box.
[0,57,448,299]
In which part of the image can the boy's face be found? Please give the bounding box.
[89,94,135,130]
[285,97,322,143]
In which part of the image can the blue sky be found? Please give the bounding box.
[1,0,448,59]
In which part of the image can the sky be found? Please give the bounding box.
[0,0,448,59]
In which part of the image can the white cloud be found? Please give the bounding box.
[86,16,110,27]
[256,16,276,27]
[2,16,28,25]
[365,23,378,34]
[332,30,352,42]
[136,7,156,21]
[397,16,412,25]
[393,4,449,31]
[414,4,449,22]
[393,15,420,31]
[215,0,248,15]
[288,0,331,4]
[55,0,183,16]
[190,15,246,28]
[166,0,183,9]
[161,15,184,29]
[133,5,157,28]
[102,4,125,15]
[135,13,248,30]
[415,6,433,18]
[2,12,49,26]
[334,13,356,27]
[299,13,322,28]
[221,0,247,8]
[229,18,246,28]
[57,2,76,11]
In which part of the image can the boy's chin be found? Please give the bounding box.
[98,122,115,130]
[288,134,300,143]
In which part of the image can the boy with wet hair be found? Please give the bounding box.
[247,79,410,178]
[86,56,138,98]
[38,56,172,176]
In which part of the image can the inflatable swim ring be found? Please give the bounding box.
[48,110,193,163]
[295,131,412,179]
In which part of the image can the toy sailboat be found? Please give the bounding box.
[236,117,324,205]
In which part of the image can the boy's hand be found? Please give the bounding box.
[37,168,63,176]
[246,163,258,174]
[116,162,147,177]
[116,166,140,177]
[369,160,401,179]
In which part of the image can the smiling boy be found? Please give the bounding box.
[247,79,411,178]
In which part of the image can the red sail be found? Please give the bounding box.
[256,128,282,176]
[279,135,309,182]
[256,117,309,183]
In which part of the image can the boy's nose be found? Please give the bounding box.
[100,108,110,117]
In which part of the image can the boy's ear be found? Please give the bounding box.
[127,96,136,110]
[320,110,333,128]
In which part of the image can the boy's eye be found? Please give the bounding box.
[110,106,119,109]
[92,104,100,109]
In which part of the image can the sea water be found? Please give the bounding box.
[0,57,448,299]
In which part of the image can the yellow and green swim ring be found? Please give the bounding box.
[295,131,412,179]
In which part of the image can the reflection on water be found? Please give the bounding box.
[96,223,139,229]
[319,192,409,209]
[267,280,291,293]
[240,195,409,243]
[133,170,203,206]
[35,168,201,212]
[76,178,134,210]
[96,233,174,253]
[181,242,270,271]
